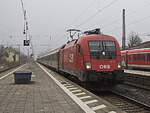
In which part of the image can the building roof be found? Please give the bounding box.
[132,41,150,49]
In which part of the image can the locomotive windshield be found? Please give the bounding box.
[88,40,116,59]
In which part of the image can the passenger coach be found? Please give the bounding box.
[121,48,150,69]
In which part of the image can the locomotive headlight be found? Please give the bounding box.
[118,64,121,68]
[117,62,122,69]
[85,62,92,69]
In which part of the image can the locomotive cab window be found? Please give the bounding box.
[88,40,116,59]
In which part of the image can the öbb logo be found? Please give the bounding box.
[99,65,110,69]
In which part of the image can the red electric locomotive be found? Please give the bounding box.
[121,48,150,69]
[38,28,124,87]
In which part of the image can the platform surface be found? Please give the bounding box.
[0,62,124,113]
[124,69,150,76]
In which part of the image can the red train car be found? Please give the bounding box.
[121,48,150,69]
[38,29,124,86]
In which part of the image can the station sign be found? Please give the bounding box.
[23,40,30,46]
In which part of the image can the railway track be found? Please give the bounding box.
[0,64,20,73]
[96,91,150,113]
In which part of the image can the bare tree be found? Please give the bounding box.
[127,31,142,48]
[0,46,9,62]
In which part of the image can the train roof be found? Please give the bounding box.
[39,48,60,58]
[80,34,117,41]
[63,34,117,49]
[82,28,116,40]
[121,48,150,54]
[39,33,118,58]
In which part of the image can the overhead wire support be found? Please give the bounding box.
[20,0,28,40]
[20,0,34,59]
[20,0,25,16]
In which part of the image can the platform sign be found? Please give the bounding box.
[24,40,30,46]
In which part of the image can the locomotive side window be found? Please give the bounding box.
[88,40,116,59]
[77,44,83,56]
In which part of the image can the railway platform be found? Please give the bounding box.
[124,69,150,90]
[0,62,124,113]
[124,69,150,76]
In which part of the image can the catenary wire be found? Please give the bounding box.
[75,0,119,28]
[70,0,97,26]
[105,14,150,33]
[101,1,150,30]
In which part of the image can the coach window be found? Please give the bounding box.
[137,54,141,61]
[141,54,145,61]
[134,54,137,61]
[147,53,150,61]
[131,55,134,61]
[52,54,54,60]
[53,54,55,61]
[54,54,56,60]
[129,55,132,61]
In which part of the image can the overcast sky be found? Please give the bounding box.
[1,0,150,56]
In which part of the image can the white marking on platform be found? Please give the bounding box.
[75,92,86,96]
[71,89,82,93]
[68,87,78,90]
[79,96,91,100]
[63,84,72,86]
[64,82,68,83]
[37,63,96,113]
[91,104,106,111]
[0,64,26,80]
[84,100,98,104]
[109,111,117,113]
[65,85,74,88]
